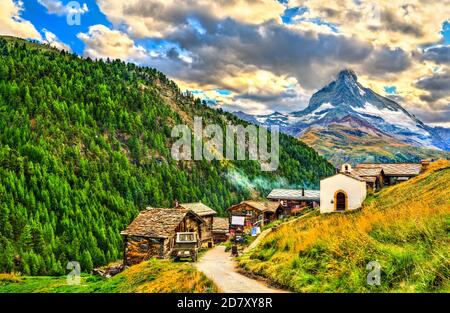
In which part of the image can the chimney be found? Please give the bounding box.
[302,188,305,197]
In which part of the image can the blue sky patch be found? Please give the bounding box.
[21,0,111,55]
[280,6,339,33]
[441,20,450,44]
[216,89,232,96]
[281,6,308,24]
[384,86,398,95]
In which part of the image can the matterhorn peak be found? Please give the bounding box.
[337,69,358,82]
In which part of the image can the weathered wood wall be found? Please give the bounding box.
[123,236,167,266]
[199,215,214,245]
[229,203,262,226]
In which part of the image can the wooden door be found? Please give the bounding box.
[336,192,346,211]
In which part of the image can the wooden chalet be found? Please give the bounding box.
[267,188,320,215]
[176,202,217,247]
[353,163,423,186]
[228,200,282,228]
[212,217,230,243]
[120,208,203,266]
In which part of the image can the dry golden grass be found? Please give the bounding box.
[239,160,450,292]
[109,259,219,293]
[0,273,22,283]
[0,259,218,293]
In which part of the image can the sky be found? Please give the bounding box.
[1,0,450,127]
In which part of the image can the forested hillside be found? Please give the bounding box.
[0,36,333,275]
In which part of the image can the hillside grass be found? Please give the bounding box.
[0,259,218,293]
[238,160,450,292]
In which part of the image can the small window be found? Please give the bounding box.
[179,233,194,241]
[177,233,197,242]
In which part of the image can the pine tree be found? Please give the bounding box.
[0,238,14,272]
[80,250,93,273]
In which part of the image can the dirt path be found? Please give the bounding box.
[196,246,287,293]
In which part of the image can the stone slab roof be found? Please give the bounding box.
[121,208,202,238]
[267,189,320,201]
[355,163,422,176]
[212,217,229,233]
[178,202,217,217]
[229,200,281,213]
[352,167,383,177]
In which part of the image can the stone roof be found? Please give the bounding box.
[212,217,229,233]
[351,167,383,177]
[267,189,320,201]
[121,208,203,238]
[339,172,367,182]
[178,202,217,217]
[229,200,281,213]
[355,163,422,176]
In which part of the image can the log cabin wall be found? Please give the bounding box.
[124,236,166,266]
[229,203,262,226]
[199,215,214,244]
[177,214,202,233]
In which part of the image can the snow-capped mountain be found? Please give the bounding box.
[235,70,450,152]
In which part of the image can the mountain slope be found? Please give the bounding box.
[300,116,448,165]
[235,70,449,165]
[0,36,334,275]
[239,160,450,292]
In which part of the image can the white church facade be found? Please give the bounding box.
[319,164,367,214]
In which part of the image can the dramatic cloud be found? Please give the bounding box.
[163,18,374,89]
[363,46,412,75]
[0,0,41,40]
[290,0,450,50]
[416,72,450,102]
[422,45,450,64]
[409,105,450,125]
[75,0,450,122]
[96,0,285,38]
[77,25,148,62]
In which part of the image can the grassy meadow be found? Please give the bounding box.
[238,160,450,292]
[0,259,218,293]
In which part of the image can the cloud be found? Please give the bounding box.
[162,18,374,91]
[422,45,450,64]
[77,25,148,62]
[0,0,41,40]
[409,105,450,125]
[289,0,450,51]
[38,0,88,16]
[96,0,285,38]
[88,0,450,123]
[415,72,450,102]
[363,46,412,75]
[42,28,72,52]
